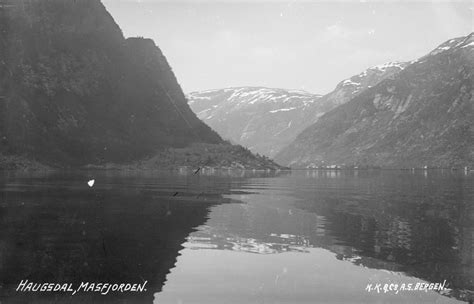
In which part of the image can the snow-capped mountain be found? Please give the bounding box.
[188,87,322,157]
[427,35,474,56]
[188,62,407,158]
[276,33,474,168]
[321,61,409,109]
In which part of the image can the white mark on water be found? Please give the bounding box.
[87,179,95,187]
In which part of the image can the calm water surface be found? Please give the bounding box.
[0,169,472,303]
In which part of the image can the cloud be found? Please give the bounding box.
[211,30,279,64]
[321,23,374,42]
[324,24,349,39]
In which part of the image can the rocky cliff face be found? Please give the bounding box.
[276,34,474,168]
[188,63,407,158]
[0,0,222,166]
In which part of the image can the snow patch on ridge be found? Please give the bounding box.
[269,107,297,113]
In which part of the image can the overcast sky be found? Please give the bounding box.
[103,0,472,94]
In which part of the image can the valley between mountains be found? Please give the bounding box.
[0,0,472,170]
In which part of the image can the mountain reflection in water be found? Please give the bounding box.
[157,170,473,304]
[0,171,243,303]
[0,170,472,303]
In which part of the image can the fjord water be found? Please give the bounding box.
[0,170,472,303]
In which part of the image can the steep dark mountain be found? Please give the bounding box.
[188,63,406,158]
[276,34,474,169]
[0,0,222,167]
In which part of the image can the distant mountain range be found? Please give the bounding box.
[188,87,321,157]
[188,62,406,157]
[276,33,474,168]
[0,0,280,170]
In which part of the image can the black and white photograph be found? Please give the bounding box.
[0,0,473,303]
